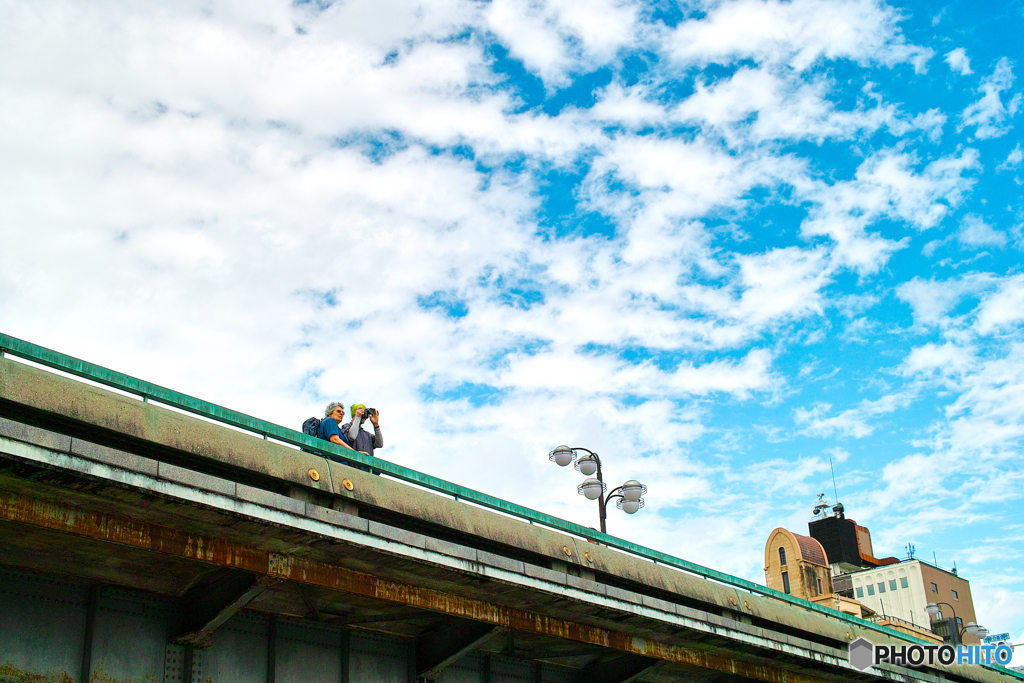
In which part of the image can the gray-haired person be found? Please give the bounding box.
[317,402,359,452]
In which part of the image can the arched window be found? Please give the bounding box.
[779,547,787,565]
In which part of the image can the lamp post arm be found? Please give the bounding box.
[605,486,624,504]
[930,601,957,619]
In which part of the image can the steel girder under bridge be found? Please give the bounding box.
[0,337,1019,683]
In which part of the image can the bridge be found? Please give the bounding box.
[0,333,1018,683]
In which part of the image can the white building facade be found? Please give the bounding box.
[847,559,978,642]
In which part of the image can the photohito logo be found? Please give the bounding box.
[848,638,1013,671]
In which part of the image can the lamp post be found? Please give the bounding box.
[548,445,647,534]
[925,602,988,644]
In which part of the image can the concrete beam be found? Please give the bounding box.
[175,570,277,647]
[0,489,888,683]
[417,622,507,680]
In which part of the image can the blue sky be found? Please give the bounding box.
[1,0,1023,653]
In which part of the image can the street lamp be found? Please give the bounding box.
[548,445,647,534]
[925,602,988,643]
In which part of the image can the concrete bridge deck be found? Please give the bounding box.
[0,335,1018,683]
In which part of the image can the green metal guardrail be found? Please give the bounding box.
[1,331,1015,670]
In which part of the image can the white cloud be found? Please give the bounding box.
[797,149,979,273]
[958,214,1006,248]
[794,391,915,438]
[902,342,975,377]
[483,0,638,86]
[665,0,931,72]
[975,275,1024,334]
[959,57,1022,139]
[944,47,972,75]
[996,143,1023,172]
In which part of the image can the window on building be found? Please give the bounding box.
[956,617,963,630]
[856,587,864,598]
[900,577,909,589]
[930,582,938,593]
[817,577,823,595]
[889,579,897,591]
[782,572,791,595]
[779,547,787,565]
[867,584,875,596]
[877,582,886,593]
[951,589,958,600]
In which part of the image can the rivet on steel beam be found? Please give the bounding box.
[744,601,750,609]
[308,469,320,482]
[730,598,737,606]
[342,479,354,491]
[584,552,592,563]
[562,546,572,557]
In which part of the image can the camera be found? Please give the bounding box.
[361,407,376,419]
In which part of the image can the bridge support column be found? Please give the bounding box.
[79,584,98,683]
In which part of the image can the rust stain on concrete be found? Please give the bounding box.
[0,663,74,683]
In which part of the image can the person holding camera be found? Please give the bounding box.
[343,404,383,460]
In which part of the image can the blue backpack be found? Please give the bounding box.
[302,417,322,438]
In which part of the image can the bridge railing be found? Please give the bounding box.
[0,332,985,653]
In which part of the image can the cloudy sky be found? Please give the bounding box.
[2,0,1023,650]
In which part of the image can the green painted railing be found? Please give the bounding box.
[0,331,1015,673]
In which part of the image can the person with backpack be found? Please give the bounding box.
[310,402,360,451]
[301,402,373,471]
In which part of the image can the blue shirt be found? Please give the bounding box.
[316,417,349,446]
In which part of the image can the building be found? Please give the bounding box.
[763,496,978,647]
[847,559,980,644]
[807,499,899,574]
[764,528,832,599]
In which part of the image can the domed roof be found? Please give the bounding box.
[765,527,829,567]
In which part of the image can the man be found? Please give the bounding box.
[317,402,360,453]
[343,404,383,460]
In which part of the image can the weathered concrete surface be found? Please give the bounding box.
[0,358,1020,683]
[0,358,897,658]
[0,357,335,496]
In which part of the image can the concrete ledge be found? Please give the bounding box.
[567,573,606,596]
[425,536,478,562]
[158,461,236,496]
[523,564,567,586]
[605,585,643,605]
[304,503,369,532]
[0,416,72,453]
[641,595,676,613]
[367,520,426,549]
[70,438,159,477]
[237,483,305,515]
[477,550,526,575]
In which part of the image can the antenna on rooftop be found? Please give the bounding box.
[829,455,840,505]
[906,543,915,559]
[828,454,844,517]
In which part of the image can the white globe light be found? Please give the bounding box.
[925,603,940,617]
[580,478,603,500]
[550,445,575,467]
[976,626,988,639]
[621,499,640,514]
[622,479,645,502]
[578,456,598,476]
